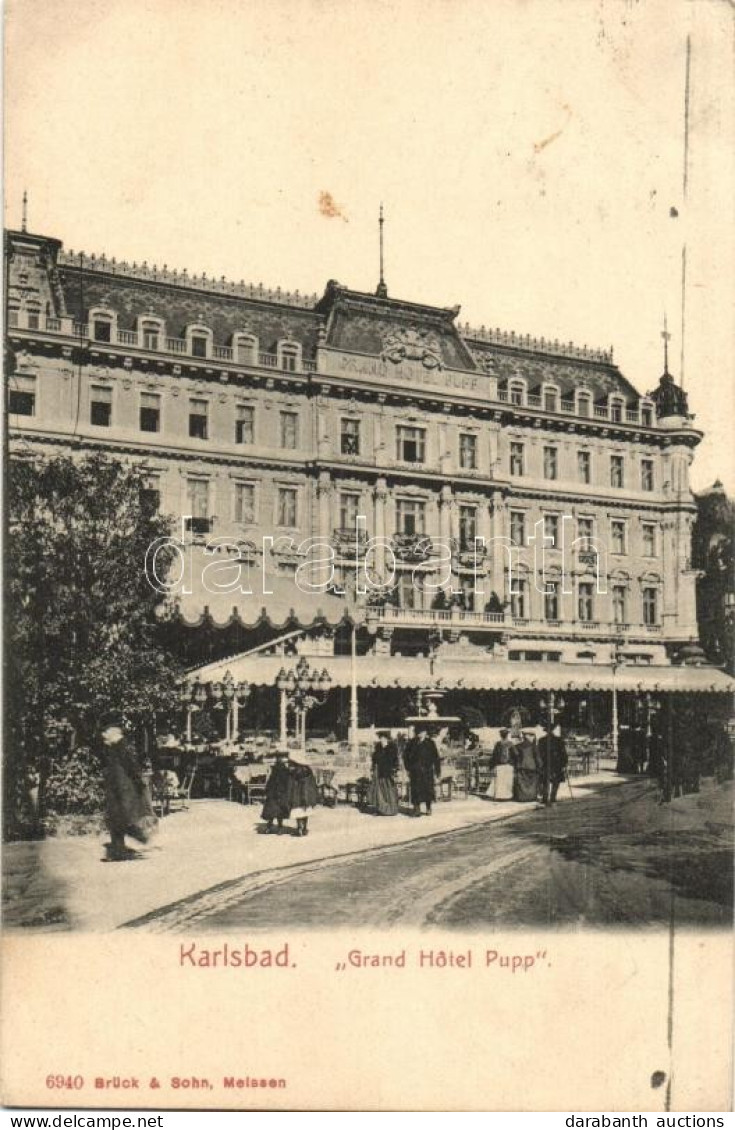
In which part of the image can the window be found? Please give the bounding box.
[341,418,360,456]
[93,317,112,342]
[280,411,299,449]
[189,398,208,440]
[140,392,161,433]
[461,576,476,613]
[510,510,526,546]
[398,572,419,610]
[8,376,35,416]
[641,523,657,557]
[235,404,254,445]
[90,385,112,427]
[544,389,558,413]
[578,393,591,418]
[643,587,659,626]
[277,487,298,527]
[509,382,524,405]
[544,514,560,548]
[611,519,627,555]
[234,482,255,525]
[396,498,426,535]
[140,487,160,515]
[187,479,209,521]
[459,433,477,470]
[511,578,528,619]
[543,446,558,480]
[510,441,525,477]
[339,493,360,531]
[610,399,623,423]
[544,582,560,621]
[578,517,594,549]
[641,459,654,492]
[142,321,160,350]
[578,450,591,484]
[27,306,40,329]
[190,334,208,359]
[612,585,627,626]
[610,454,624,488]
[396,425,426,464]
[458,505,477,551]
[235,336,256,364]
[280,345,298,372]
[641,405,653,427]
[578,582,594,622]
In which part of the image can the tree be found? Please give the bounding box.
[5,452,182,836]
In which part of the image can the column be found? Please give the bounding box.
[373,477,388,582]
[439,484,455,597]
[314,471,332,587]
[489,490,508,606]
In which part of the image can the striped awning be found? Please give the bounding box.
[188,653,735,694]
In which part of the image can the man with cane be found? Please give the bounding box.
[538,722,569,806]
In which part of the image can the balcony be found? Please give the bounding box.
[8,312,314,374]
[373,606,505,630]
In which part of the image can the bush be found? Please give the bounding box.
[45,747,105,816]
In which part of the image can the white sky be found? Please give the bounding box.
[5,0,734,490]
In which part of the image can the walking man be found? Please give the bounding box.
[537,723,568,806]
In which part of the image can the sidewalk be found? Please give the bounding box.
[3,771,626,932]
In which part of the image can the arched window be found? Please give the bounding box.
[543,385,559,413]
[233,332,258,365]
[509,380,526,406]
[89,307,117,343]
[138,315,165,351]
[185,324,213,359]
[609,396,625,423]
[278,340,301,372]
[577,391,592,418]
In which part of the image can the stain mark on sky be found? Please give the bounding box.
[533,104,573,154]
[318,191,348,222]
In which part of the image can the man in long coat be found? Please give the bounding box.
[101,711,156,861]
[261,750,291,833]
[537,724,568,806]
[403,725,441,816]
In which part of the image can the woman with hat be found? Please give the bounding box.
[286,749,320,836]
[99,710,157,861]
[366,730,400,816]
[261,749,292,833]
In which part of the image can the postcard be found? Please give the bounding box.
[3,0,733,1113]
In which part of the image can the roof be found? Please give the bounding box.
[56,265,322,358]
[159,570,349,630]
[189,653,735,694]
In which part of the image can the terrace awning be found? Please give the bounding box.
[158,570,349,629]
[188,653,735,694]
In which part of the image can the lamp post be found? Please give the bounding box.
[610,636,625,765]
[539,691,565,733]
[276,657,332,750]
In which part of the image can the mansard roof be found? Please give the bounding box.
[8,228,646,401]
[56,262,323,358]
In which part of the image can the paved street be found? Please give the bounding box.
[133,777,733,932]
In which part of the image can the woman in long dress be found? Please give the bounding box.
[367,731,399,816]
[261,750,291,833]
[512,732,539,802]
[489,728,515,801]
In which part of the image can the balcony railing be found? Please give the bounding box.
[9,310,662,426]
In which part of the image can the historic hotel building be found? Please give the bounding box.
[6,226,704,681]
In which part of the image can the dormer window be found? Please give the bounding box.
[509,381,525,406]
[233,332,258,365]
[610,396,624,423]
[577,391,592,417]
[90,307,117,343]
[278,341,301,372]
[185,324,213,359]
[543,387,559,413]
[641,402,654,427]
[139,316,165,351]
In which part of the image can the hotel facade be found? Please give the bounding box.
[7,225,725,730]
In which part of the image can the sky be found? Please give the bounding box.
[5,0,734,491]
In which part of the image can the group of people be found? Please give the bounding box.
[489,724,568,806]
[260,749,320,836]
[364,726,442,818]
